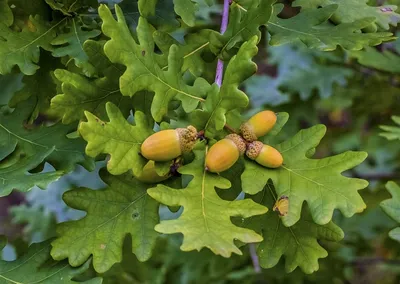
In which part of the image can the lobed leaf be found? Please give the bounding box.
[350,47,400,74]
[0,98,93,196]
[148,143,268,257]
[0,240,102,283]
[99,4,208,121]
[78,103,152,176]
[191,37,257,137]
[51,40,132,124]
[245,184,344,274]
[210,0,273,58]
[268,4,395,51]
[0,5,64,75]
[51,169,159,273]
[241,125,369,227]
[381,181,400,242]
[294,0,400,31]
[51,18,101,76]
[380,116,400,141]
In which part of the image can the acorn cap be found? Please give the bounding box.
[240,122,257,142]
[246,141,263,160]
[226,133,246,155]
[240,111,277,142]
[177,125,198,153]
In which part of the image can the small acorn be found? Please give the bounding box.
[246,141,283,168]
[206,134,246,173]
[134,161,170,183]
[240,110,277,142]
[141,126,197,162]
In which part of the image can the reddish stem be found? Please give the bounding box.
[215,0,230,86]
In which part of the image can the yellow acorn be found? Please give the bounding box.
[246,141,283,168]
[206,134,246,173]
[141,126,197,162]
[240,110,277,142]
[134,161,170,183]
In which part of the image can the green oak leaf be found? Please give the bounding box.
[350,47,400,74]
[51,18,101,76]
[0,150,62,197]
[51,169,159,273]
[10,204,56,240]
[210,0,273,58]
[244,184,344,274]
[294,0,400,31]
[8,51,62,122]
[173,0,198,27]
[45,0,98,15]
[241,125,369,227]
[50,40,132,124]
[0,7,64,75]
[148,143,268,257]
[118,0,179,32]
[0,0,13,26]
[190,37,256,138]
[380,116,400,141]
[99,4,207,121]
[78,102,152,176]
[0,240,102,283]
[154,29,214,77]
[0,73,23,105]
[381,181,400,242]
[282,65,353,100]
[138,0,157,17]
[0,98,93,168]
[268,4,395,51]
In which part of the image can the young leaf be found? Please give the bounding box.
[210,0,273,58]
[51,18,101,76]
[0,240,102,283]
[0,10,65,75]
[50,40,132,124]
[381,181,400,242]
[350,47,400,74]
[268,4,395,51]
[380,116,400,141]
[148,143,268,257]
[241,125,369,227]
[294,0,400,31]
[98,4,206,121]
[191,37,257,137]
[78,103,153,176]
[244,184,344,274]
[51,169,159,273]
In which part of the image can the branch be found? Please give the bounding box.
[215,0,230,86]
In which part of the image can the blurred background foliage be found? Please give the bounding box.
[1,0,400,283]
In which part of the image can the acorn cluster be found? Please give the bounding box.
[136,110,283,182]
[206,110,283,173]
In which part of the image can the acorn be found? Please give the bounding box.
[206,134,246,173]
[246,141,283,168]
[240,110,277,142]
[134,161,170,183]
[141,126,197,161]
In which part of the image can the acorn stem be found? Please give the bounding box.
[224,124,236,134]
